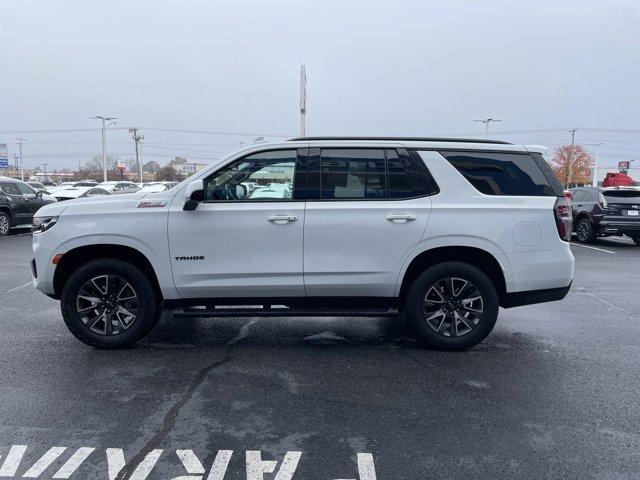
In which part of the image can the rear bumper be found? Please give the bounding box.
[597,220,640,236]
[502,283,572,308]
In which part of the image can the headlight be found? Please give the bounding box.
[32,216,58,233]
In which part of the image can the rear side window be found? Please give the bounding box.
[387,150,430,198]
[320,149,386,199]
[571,190,586,202]
[0,182,21,196]
[307,148,435,200]
[441,151,561,196]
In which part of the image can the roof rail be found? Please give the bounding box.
[286,136,512,145]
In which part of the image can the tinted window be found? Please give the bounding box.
[602,190,640,203]
[571,190,586,202]
[531,153,564,196]
[442,151,559,196]
[585,190,600,202]
[387,150,429,198]
[0,182,22,196]
[16,181,35,195]
[320,149,386,199]
[204,150,296,201]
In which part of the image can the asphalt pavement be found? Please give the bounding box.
[0,232,639,479]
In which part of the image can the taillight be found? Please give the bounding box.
[554,197,573,242]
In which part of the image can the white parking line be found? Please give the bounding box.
[4,282,32,294]
[570,243,616,254]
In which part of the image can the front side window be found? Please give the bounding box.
[442,151,559,196]
[204,150,296,201]
[15,181,35,195]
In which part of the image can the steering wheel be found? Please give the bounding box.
[224,184,238,200]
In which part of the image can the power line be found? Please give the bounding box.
[138,126,292,137]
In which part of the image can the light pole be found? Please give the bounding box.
[300,65,307,137]
[16,138,26,181]
[584,142,603,187]
[566,129,578,187]
[474,118,502,139]
[91,115,117,182]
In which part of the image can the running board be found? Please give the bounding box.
[173,306,400,318]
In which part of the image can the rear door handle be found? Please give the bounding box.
[386,214,417,224]
[267,215,297,224]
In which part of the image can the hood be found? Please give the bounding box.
[37,189,176,218]
[53,186,96,199]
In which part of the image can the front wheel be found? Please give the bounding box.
[60,259,161,348]
[405,262,499,350]
[632,235,640,246]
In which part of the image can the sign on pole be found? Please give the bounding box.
[0,144,8,169]
[618,161,630,171]
[182,163,197,174]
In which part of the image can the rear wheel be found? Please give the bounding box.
[575,218,596,243]
[0,211,11,236]
[405,262,499,350]
[632,235,640,246]
[60,259,161,348]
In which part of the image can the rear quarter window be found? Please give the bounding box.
[441,151,561,196]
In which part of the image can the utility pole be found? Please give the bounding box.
[474,118,502,139]
[91,115,117,182]
[299,65,307,137]
[16,138,26,181]
[566,129,578,187]
[43,163,48,183]
[129,127,144,183]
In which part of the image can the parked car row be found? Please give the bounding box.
[570,186,640,245]
[0,177,178,236]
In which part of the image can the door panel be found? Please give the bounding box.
[304,198,431,297]
[168,202,305,298]
[168,148,305,299]
[0,182,30,224]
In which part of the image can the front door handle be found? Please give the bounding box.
[386,214,417,224]
[267,215,297,224]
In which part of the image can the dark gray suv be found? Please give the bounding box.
[0,177,56,236]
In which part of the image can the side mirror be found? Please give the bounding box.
[183,179,204,211]
[36,191,43,198]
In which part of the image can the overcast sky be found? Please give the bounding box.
[1,0,639,170]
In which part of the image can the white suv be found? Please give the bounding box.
[31,137,574,350]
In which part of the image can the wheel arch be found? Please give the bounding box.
[0,205,13,219]
[397,246,507,307]
[53,244,163,300]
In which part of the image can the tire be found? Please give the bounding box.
[405,262,499,350]
[0,211,11,236]
[60,259,161,348]
[575,218,596,243]
[632,235,640,246]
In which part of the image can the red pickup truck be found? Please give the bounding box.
[603,172,636,187]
